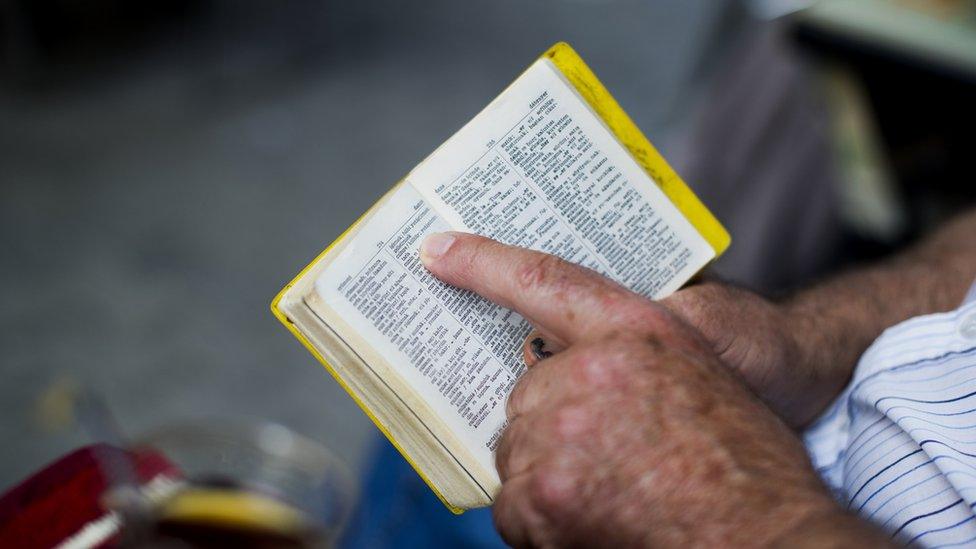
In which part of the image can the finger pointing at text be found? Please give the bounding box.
[419,232,892,548]
[420,231,700,353]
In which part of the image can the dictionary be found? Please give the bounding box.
[271,42,729,512]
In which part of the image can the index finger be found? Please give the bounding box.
[419,231,647,343]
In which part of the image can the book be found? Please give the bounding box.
[271,42,730,512]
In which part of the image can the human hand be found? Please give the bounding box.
[420,232,888,548]
[661,281,850,428]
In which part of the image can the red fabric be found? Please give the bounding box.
[0,444,179,548]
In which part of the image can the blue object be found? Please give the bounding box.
[340,437,507,549]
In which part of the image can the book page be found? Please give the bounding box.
[408,58,713,298]
[311,58,716,484]
[314,184,530,479]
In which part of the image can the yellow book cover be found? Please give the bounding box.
[271,42,729,512]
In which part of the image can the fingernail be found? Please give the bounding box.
[530,337,553,360]
[420,232,456,265]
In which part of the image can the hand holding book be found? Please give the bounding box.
[661,282,853,429]
[419,232,891,548]
[273,43,731,510]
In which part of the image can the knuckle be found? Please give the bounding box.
[528,467,579,516]
[495,439,515,479]
[578,355,612,386]
[490,492,508,530]
[551,404,591,443]
[506,376,531,418]
[495,416,530,479]
[569,345,626,387]
[491,495,511,530]
[491,484,525,547]
[514,253,567,293]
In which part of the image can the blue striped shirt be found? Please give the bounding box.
[805,281,976,547]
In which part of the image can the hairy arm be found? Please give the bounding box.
[790,210,976,382]
[665,208,976,427]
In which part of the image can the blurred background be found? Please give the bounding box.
[1,0,974,544]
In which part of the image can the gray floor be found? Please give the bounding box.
[0,0,730,490]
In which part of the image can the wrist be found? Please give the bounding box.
[777,298,856,427]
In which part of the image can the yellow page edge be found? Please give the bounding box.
[270,185,466,515]
[544,42,730,257]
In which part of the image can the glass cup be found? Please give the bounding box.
[116,420,356,548]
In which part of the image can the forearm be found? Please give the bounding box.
[783,209,976,418]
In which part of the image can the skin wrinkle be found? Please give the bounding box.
[533,340,816,545]
[412,227,976,546]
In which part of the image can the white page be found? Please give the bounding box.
[408,58,713,298]
[316,184,529,479]
[313,59,716,481]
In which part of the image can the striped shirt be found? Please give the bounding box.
[805,281,976,547]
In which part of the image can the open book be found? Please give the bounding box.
[272,43,729,512]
